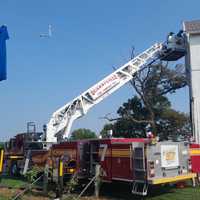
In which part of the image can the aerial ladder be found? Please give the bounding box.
[44,32,186,146]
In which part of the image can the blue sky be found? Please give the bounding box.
[0,0,198,141]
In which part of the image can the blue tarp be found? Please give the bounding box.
[0,25,9,81]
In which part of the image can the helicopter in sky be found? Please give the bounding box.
[40,24,52,38]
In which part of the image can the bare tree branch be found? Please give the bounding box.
[100,114,153,124]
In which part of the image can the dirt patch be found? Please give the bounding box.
[0,188,49,200]
[0,187,21,198]
[22,194,49,200]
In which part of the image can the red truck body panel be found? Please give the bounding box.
[190,143,200,173]
[30,138,197,186]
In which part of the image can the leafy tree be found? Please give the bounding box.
[129,62,187,134]
[101,97,190,140]
[70,128,97,140]
[157,109,191,141]
[100,124,114,138]
[100,61,190,140]
[0,142,4,148]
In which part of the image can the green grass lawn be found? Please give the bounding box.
[61,186,200,200]
[99,182,200,200]
[0,177,200,200]
[147,186,200,200]
[0,176,27,188]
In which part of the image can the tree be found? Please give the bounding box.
[100,61,190,140]
[70,128,97,140]
[129,62,187,134]
[101,96,190,140]
[0,142,4,148]
[157,109,191,141]
[100,124,114,138]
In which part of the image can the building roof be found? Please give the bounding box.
[183,20,200,34]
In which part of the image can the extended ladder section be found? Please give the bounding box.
[46,43,163,143]
[45,32,186,144]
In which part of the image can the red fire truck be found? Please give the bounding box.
[30,25,200,195]
[29,137,196,195]
[1,20,200,196]
[1,122,43,175]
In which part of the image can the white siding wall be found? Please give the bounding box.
[186,34,200,144]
